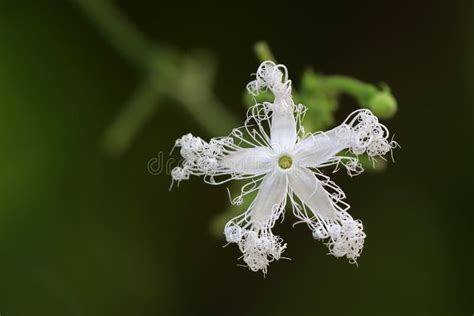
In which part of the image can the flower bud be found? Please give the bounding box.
[368,91,397,119]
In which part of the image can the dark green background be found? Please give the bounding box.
[0,2,472,315]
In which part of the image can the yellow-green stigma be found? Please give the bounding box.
[278,155,293,170]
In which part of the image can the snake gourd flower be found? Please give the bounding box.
[171,61,397,274]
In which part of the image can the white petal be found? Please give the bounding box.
[220,147,274,175]
[288,167,337,220]
[270,98,297,151]
[251,171,288,225]
[292,125,350,168]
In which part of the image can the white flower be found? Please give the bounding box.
[172,61,397,274]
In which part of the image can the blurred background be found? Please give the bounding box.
[0,1,472,315]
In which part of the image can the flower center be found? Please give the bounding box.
[278,155,293,170]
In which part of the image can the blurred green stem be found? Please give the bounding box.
[318,75,378,101]
[155,55,240,135]
[103,77,161,155]
[74,0,153,69]
[74,0,239,155]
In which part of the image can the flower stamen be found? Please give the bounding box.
[278,155,293,170]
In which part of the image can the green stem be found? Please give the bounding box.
[74,0,153,70]
[160,57,240,135]
[318,75,378,103]
[318,75,397,118]
[103,77,161,156]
